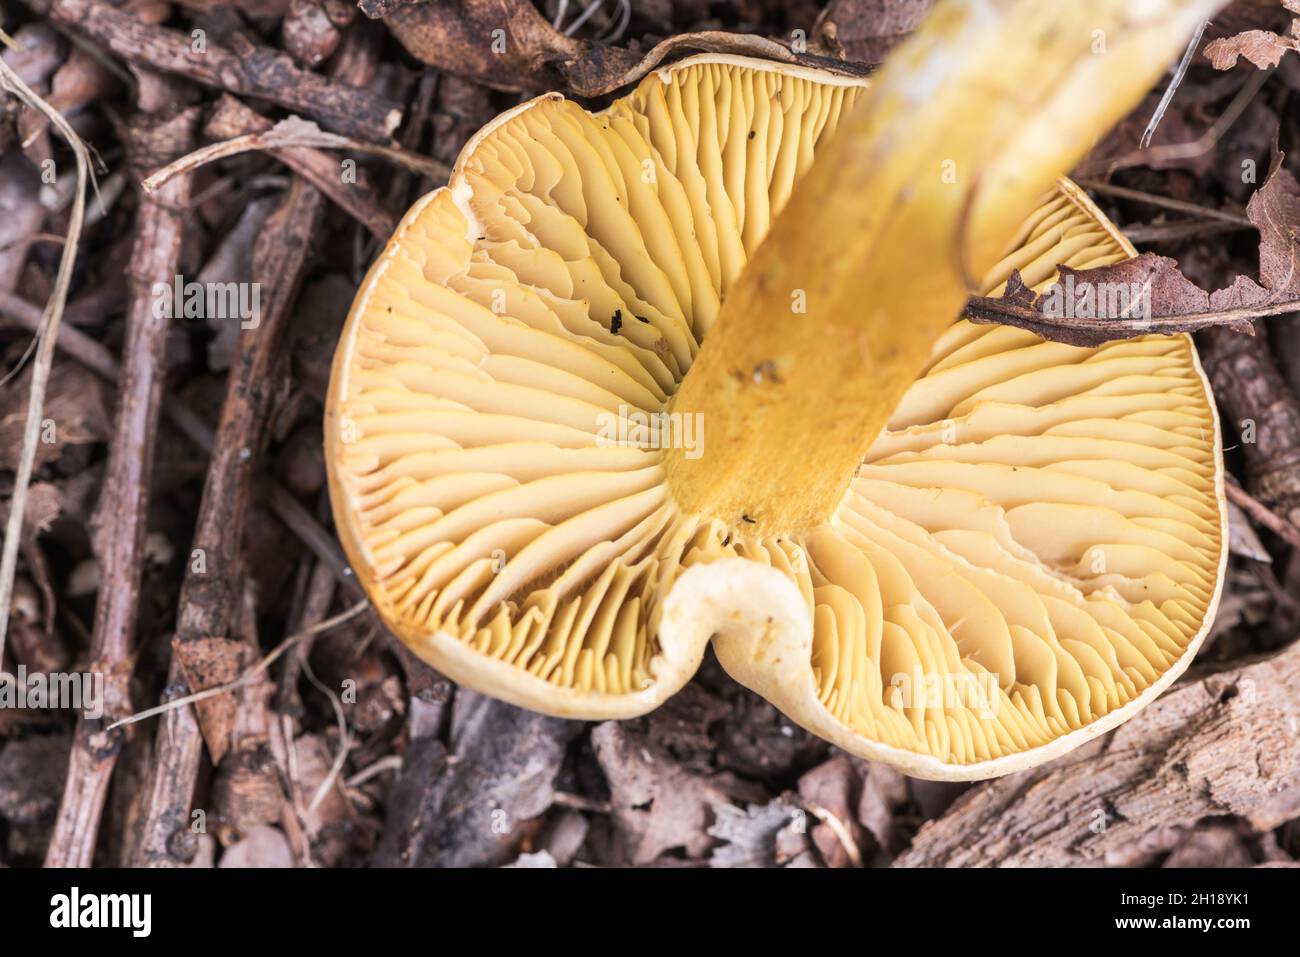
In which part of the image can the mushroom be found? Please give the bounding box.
[326,0,1229,779]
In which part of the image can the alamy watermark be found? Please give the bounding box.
[596,405,705,459]
[886,668,1000,720]
[50,887,150,937]
[1040,273,1153,327]
[151,274,261,329]
[0,666,103,719]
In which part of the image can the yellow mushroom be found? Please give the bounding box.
[326,0,1230,779]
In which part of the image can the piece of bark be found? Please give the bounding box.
[896,642,1300,867]
[42,0,401,141]
[798,755,868,867]
[174,638,254,768]
[813,0,934,65]
[210,738,283,845]
[1163,820,1256,867]
[1203,324,1300,527]
[283,0,353,68]
[374,691,581,867]
[1206,323,1300,645]
[42,103,200,870]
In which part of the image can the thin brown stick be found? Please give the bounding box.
[142,118,449,196]
[1226,481,1300,551]
[1077,68,1272,177]
[1076,177,1251,226]
[0,289,119,378]
[44,0,402,141]
[130,177,326,866]
[202,96,404,241]
[266,482,365,602]
[1124,218,1251,244]
[44,104,201,869]
[278,559,340,713]
[0,44,91,662]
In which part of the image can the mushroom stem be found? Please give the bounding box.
[663,0,1226,538]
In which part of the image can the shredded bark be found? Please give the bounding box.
[896,643,1300,867]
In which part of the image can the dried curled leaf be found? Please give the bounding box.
[592,721,743,864]
[968,256,1257,346]
[378,0,866,95]
[1203,0,1300,68]
[969,156,1300,345]
[1204,28,1300,68]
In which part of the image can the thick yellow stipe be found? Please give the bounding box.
[664,0,1226,538]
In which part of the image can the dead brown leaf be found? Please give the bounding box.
[172,636,253,767]
[708,796,804,867]
[373,691,580,867]
[968,155,1300,345]
[1202,0,1300,68]
[1251,154,1300,295]
[591,720,738,865]
[0,361,109,471]
[1204,28,1300,68]
[378,0,867,97]
[11,482,63,536]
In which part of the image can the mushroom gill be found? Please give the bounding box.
[327,2,1228,779]
[329,59,873,717]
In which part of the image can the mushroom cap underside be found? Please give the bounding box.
[325,55,1227,780]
